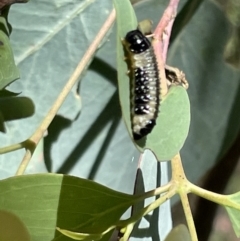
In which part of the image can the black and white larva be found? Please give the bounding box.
[123,29,160,140]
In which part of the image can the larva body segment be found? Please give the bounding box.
[123,30,160,140]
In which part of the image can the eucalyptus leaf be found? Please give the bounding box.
[113,0,137,143]
[0,210,31,241]
[0,174,138,241]
[136,86,190,161]
[0,16,19,89]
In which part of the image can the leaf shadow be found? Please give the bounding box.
[87,115,121,180]
[89,57,117,87]
[0,96,35,133]
[130,163,161,241]
[44,115,72,172]
[56,90,120,174]
[44,57,120,174]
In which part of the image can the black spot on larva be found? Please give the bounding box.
[134,104,150,115]
[124,29,160,140]
[0,40,4,46]
[135,85,149,95]
[135,94,150,104]
[134,119,156,140]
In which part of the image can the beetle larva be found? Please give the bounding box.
[123,29,160,140]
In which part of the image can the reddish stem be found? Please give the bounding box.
[153,0,180,95]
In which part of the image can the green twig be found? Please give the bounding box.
[134,182,172,200]
[14,9,116,176]
[0,141,26,154]
[179,192,198,241]
[189,183,240,210]
[120,223,134,241]
[117,187,176,228]
[171,153,198,241]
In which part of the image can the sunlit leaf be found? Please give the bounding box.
[137,86,190,160]
[0,174,137,241]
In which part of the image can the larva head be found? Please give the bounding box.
[125,30,151,54]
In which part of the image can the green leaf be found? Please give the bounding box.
[224,192,240,237]
[0,16,20,89]
[0,174,137,241]
[0,210,31,241]
[164,224,191,241]
[114,1,190,160]
[136,86,190,160]
[114,0,141,149]
[113,0,137,32]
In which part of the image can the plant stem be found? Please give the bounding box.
[179,192,198,241]
[171,153,198,241]
[121,223,134,241]
[133,182,172,201]
[154,0,180,61]
[117,188,176,228]
[16,149,32,176]
[0,141,26,154]
[15,9,116,175]
[171,153,186,181]
[189,183,240,210]
[179,193,198,241]
[153,0,180,96]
